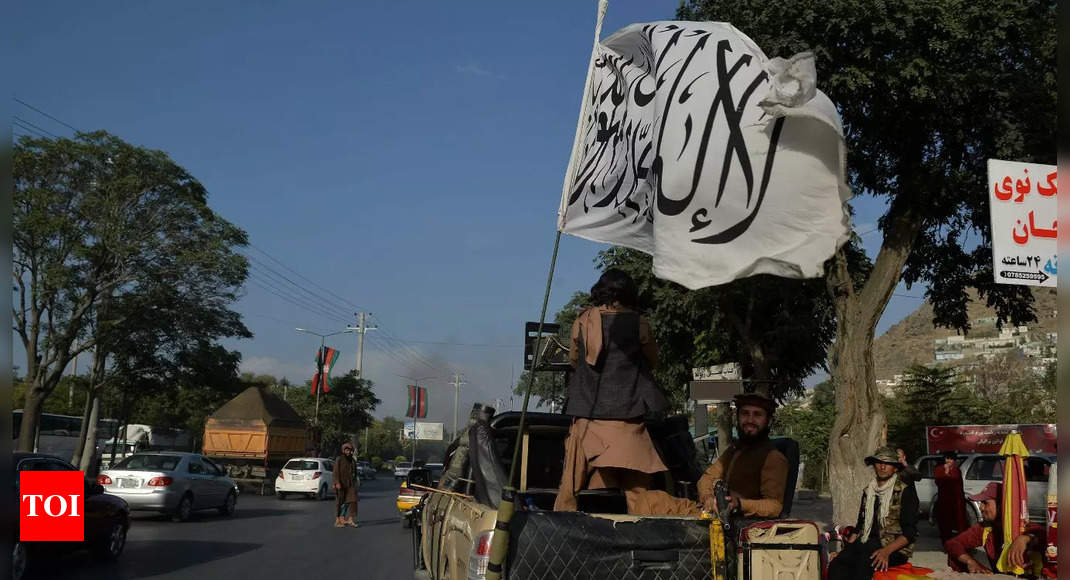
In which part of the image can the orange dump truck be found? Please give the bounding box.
[202,386,311,493]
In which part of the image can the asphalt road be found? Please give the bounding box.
[41,476,415,580]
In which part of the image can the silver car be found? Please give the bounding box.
[99,452,238,522]
[913,452,1054,524]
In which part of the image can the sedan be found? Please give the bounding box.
[99,452,238,522]
[13,452,130,580]
[275,457,334,500]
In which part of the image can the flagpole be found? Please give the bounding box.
[486,3,609,579]
[315,340,324,425]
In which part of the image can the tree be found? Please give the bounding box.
[885,364,973,459]
[284,371,381,454]
[14,131,250,452]
[679,0,1055,521]
[774,381,836,491]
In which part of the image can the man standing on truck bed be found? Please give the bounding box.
[696,393,788,519]
[553,269,670,513]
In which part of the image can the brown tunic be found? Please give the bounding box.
[697,439,787,518]
[334,455,359,503]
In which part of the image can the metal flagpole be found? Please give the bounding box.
[314,340,324,425]
[484,3,608,578]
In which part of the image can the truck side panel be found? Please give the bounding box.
[507,511,714,580]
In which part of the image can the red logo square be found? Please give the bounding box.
[20,470,85,541]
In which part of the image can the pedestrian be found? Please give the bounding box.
[944,482,1046,574]
[932,451,968,548]
[554,269,669,513]
[334,442,359,528]
[827,446,919,579]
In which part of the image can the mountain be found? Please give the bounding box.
[872,287,1057,381]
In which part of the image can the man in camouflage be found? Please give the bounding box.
[828,446,919,578]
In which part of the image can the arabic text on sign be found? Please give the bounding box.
[993,170,1057,201]
[1011,210,1057,245]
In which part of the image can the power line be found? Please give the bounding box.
[241,252,356,317]
[13,115,60,139]
[14,97,80,133]
[247,243,364,312]
[245,271,351,324]
[245,277,351,326]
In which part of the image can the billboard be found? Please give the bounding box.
[926,424,1057,455]
[988,159,1057,287]
[401,422,444,441]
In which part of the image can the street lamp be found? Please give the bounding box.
[296,327,356,426]
[396,374,440,464]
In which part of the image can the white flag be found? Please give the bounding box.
[557,22,852,290]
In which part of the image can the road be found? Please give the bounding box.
[44,477,415,580]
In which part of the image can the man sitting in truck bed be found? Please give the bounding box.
[696,393,788,519]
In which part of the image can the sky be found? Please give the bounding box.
[12,0,927,427]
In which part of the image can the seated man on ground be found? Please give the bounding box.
[828,446,919,579]
[944,481,1046,575]
[696,393,788,519]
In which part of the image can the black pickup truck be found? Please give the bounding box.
[412,411,819,580]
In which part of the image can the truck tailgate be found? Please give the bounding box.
[507,511,714,579]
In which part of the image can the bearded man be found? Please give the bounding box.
[696,393,788,519]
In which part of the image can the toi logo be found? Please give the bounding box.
[20,470,84,541]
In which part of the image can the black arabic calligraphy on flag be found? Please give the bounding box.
[557,22,851,290]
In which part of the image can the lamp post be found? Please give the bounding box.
[296,328,356,426]
[396,374,439,464]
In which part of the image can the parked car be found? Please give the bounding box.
[13,452,130,580]
[98,452,238,522]
[357,460,376,480]
[914,452,1054,524]
[394,461,413,480]
[397,464,444,528]
[275,457,334,500]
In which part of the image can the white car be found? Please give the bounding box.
[275,458,334,500]
[394,461,413,480]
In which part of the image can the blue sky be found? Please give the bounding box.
[13,1,925,424]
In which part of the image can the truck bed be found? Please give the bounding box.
[507,510,714,579]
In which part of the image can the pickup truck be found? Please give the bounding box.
[412,411,814,580]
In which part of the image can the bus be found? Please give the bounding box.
[12,410,118,462]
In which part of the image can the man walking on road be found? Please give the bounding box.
[334,442,360,528]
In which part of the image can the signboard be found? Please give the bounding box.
[988,159,1057,287]
[401,422,444,441]
[692,363,742,380]
[926,424,1057,455]
[523,322,569,371]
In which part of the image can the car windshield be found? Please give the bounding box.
[398,462,412,469]
[285,460,320,470]
[112,454,181,472]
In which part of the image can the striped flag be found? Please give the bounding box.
[311,347,340,395]
[406,385,428,418]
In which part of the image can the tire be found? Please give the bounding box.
[219,492,237,516]
[13,541,28,580]
[172,494,194,522]
[276,491,288,500]
[92,522,128,561]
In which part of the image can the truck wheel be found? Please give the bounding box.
[172,494,194,522]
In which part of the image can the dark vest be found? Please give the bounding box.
[720,439,776,500]
[564,311,667,420]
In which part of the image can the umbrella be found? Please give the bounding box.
[996,431,1029,575]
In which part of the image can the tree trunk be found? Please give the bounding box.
[825,209,922,523]
[17,389,46,451]
[73,393,93,463]
[79,395,101,471]
[715,404,733,456]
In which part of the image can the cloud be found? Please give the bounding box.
[455,62,494,77]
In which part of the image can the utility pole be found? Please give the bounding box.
[449,373,467,442]
[348,313,378,379]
